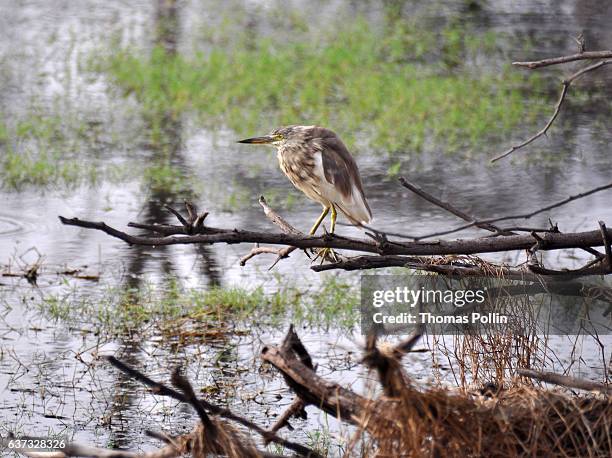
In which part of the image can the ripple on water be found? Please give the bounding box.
[0,214,25,237]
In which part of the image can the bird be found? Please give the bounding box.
[238,125,372,241]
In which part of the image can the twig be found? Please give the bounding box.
[512,50,612,69]
[491,59,612,163]
[170,369,217,437]
[598,221,612,272]
[413,181,612,239]
[240,196,304,267]
[259,196,302,236]
[267,398,306,435]
[518,368,612,394]
[398,177,511,235]
[394,180,603,263]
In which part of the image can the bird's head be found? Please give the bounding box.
[238,125,315,147]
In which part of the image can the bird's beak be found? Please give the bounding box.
[237,135,275,144]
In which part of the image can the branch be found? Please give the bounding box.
[398,177,509,235]
[105,357,318,458]
[512,50,612,69]
[491,59,612,163]
[239,196,303,267]
[598,221,612,272]
[59,215,612,260]
[518,368,612,394]
[258,196,302,236]
[413,181,612,239]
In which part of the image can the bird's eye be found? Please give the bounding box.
[274,134,283,141]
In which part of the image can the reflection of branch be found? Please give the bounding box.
[491,58,612,163]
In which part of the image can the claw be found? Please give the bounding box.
[311,247,340,264]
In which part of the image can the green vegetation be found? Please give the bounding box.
[98,19,544,153]
[36,274,360,337]
[0,113,97,188]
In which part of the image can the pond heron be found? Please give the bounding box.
[239,125,372,242]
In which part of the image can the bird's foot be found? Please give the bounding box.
[311,247,341,264]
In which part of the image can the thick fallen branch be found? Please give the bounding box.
[10,328,610,457]
[263,327,612,457]
[104,357,317,458]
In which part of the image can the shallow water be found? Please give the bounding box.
[1,0,611,453]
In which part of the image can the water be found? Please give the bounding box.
[1,0,611,453]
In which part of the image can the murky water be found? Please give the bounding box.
[1,0,611,453]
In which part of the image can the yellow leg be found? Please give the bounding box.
[309,206,329,235]
[330,205,337,234]
[311,204,340,264]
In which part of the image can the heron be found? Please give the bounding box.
[238,125,372,259]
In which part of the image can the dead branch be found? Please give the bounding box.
[395,178,606,261]
[14,328,611,457]
[104,357,318,457]
[513,50,612,68]
[492,54,612,162]
[240,196,302,267]
[58,214,612,262]
[598,221,612,272]
[398,177,511,235]
[264,327,612,457]
[518,368,612,394]
[412,180,612,240]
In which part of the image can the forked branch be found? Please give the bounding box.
[491,50,612,163]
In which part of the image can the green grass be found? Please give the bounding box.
[0,113,99,189]
[97,19,544,153]
[1,151,88,188]
[36,275,360,336]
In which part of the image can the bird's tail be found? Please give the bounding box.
[338,187,372,226]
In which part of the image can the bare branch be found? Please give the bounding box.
[258,196,303,236]
[512,50,612,69]
[398,177,511,235]
[518,368,612,394]
[105,357,318,457]
[491,59,612,163]
[599,221,612,272]
[413,181,612,240]
[59,214,612,261]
